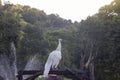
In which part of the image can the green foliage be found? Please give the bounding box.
[0,9,22,53]
[0,0,2,7]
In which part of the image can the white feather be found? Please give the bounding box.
[43,39,62,77]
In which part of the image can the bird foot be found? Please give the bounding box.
[52,67,58,70]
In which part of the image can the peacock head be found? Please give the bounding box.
[58,38,62,42]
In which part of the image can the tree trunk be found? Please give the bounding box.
[80,50,85,70]
[89,62,95,80]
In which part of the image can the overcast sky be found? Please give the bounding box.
[4,0,113,22]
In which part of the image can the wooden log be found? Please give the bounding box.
[17,69,89,80]
[17,71,23,80]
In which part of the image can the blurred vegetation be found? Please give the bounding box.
[0,0,120,80]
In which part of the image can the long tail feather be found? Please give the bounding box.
[43,59,52,77]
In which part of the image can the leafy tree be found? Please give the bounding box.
[0,9,23,53]
[21,6,46,24]
[0,0,2,7]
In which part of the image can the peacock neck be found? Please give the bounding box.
[56,40,61,51]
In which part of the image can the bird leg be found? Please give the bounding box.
[52,66,58,70]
